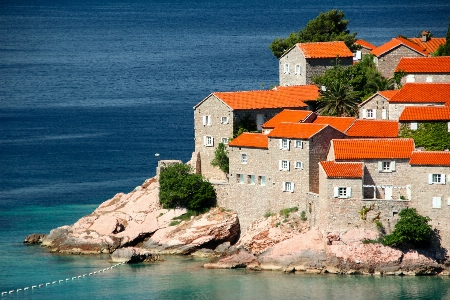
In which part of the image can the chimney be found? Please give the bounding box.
[421,30,429,42]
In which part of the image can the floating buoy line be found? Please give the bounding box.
[1,262,126,296]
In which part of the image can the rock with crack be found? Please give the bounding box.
[111,247,163,263]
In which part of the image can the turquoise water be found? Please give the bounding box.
[1,0,450,298]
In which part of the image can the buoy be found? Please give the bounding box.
[2,291,7,295]
[59,280,63,283]
[66,278,70,281]
[24,287,29,290]
[78,276,81,278]
[32,286,37,289]
[8,291,14,294]
[155,153,160,157]
[93,271,97,274]
[16,289,22,292]
[46,283,50,286]
[52,281,57,284]
[89,273,92,276]
[38,284,43,287]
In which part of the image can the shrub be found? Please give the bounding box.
[279,206,298,218]
[383,208,432,247]
[264,212,275,218]
[300,211,307,221]
[159,163,216,211]
[211,142,229,173]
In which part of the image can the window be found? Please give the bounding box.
[432,197,442,208]
[204,136,214,147]
[406,75,415,83]
[362,109,376,119]
[382,109,387,120]
[294,140,303,148]
[259,176,266,186]
[283,63,290,74]
[429,174,446,184]
[220,116,229,124]
[202,115,211,126]
[447,122,450,132]
[279,139,290,150]
[294,65,301,75]
[333,187,352,198]
[282,181,294,192]
[294,161,304,169]
[241,153,247,164]
[366,109,374,119]
[239,174,244,184]
[221,137,228,144]
[410,122,418,130]
[250,175,255,185]
[378,161,396,172]
[279,160,290,171]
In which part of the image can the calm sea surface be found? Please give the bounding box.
[1,0,450,298]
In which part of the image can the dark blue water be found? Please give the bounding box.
[1,0,450,298]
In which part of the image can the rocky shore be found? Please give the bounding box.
[27,177,449,274]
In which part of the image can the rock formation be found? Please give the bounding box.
[110,247,163,263]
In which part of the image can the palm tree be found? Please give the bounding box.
[316,79,360,117]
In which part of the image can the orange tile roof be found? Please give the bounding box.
[370,36,428,57]
[312,116,356,132]
[408,37,446,55]
[389,83,450,104]
[297,41,353,59]
[399,106,450,121]
[332,138,414,160]
[378,90,399,100]
[209,85,319,110]
[355,39,376,50]
[410,151,450,166]
[346,120,399,138]
[268,123,327,139]
[262,109,314,129]
[395,56,450,73]
[228,132,268,149]
[320,161,364,178]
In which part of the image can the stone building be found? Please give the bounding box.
[358,90,399,120]
[371,36,428,79]
[354,39,377,62]
[398,106,450,132]
[408,31,446,56]
[279,41,353,86]
[395,56,450,85]
[193,85,319,180]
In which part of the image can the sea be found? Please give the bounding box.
[1,0,450,298]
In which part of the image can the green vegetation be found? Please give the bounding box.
[433,17,450,56]
[169,208,211,226]
[169,220,182,226]
[383,208,432,247]
[399,122,450,151]
[313,55,394,117]
[233,114,257,138]
[359,205,374,221]
[159,163,216,211]
[279,206,299,218]
[211,142,229,173]
[300,211,307,221]
[264,211,275,218]
[269,10,358,58]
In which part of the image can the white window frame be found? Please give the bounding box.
[378,161,396,172]
[220,116,229,124]
[432,196,442,208]
[241,153,247,164]
[202,115,211,126]
[447,122,450,132]
[333,187,352,199]
[382,109,387,120]
[279,139,290,150]
[221,137,228,145]
[294,64,302,75]
[259,176,266,186]
[294,140,303,149]
[410,122,418,130]
[239,174,244,184]
[282,181,294,192]
[204,136,214,147]
[283,63,290,74]
[294,161,304,169]
[279,159,290,171]
[250,175,255,185]
[429,174,446,185]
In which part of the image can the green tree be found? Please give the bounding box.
[399,122,450,151]
[211,142,229,173]
[383,208,432,247]
[159,163,216,211]
[433,17,450,56]
[269,10,358,58]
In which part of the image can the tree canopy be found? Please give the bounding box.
[269,10,358,58]
[211,142,229,173]
[159,163,216,211]
[433,17,450,56]
[383,208,432,247]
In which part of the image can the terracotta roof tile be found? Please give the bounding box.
[262,109,314,129]
[228,133,268,149]
[371,36,428,57]
[378,90,399,100]
[211,85,319,110]
[297,41,353,59]
[408,37,446,55]
[395,56,450,73]
[332,138,414,160]
[389,83,450,104]
[320,161,364,178]
[312,116,356,132]
[399,106,450,121]
[268,123,327,139]
[410,151,450,166]
[346,120,399,138]
[355,39,376,50]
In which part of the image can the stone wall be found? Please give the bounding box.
[375,46,424,79]
[359,94,390,120]
[279,47,307,86]
[399,73,450,85]
[305,57,353,84]
[388,102,445,120]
